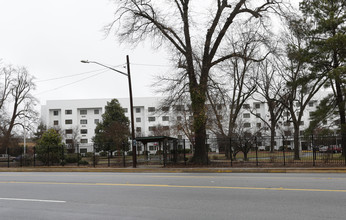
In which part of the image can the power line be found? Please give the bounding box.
[35,69,109,95]
[131,63,170,67]
[35,64,125,83]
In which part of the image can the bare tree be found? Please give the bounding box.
[206,22,270,157]
[109,0,286,164]
[252,58,286,152]
[277,17,328,160]
[0,66,37,153]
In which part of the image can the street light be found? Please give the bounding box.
[81,55,137,168]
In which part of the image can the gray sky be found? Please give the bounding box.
[0,0,170,105]
[1,0,301,106]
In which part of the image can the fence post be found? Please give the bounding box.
[33,147,36,167]
[77,144,80,167]
[61,145,64,167]
[48,145,50,167]
[230,137,233,167]
[93,147,96,168]
[122,142,126,168]
[255,137,258,167]
[282,135,286,166]
[183,139,186,166]
[7,147,10,168]
[108,150,110,167]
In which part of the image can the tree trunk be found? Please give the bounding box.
[270,119,276,153]
[190,86,208,164]
[293,125,300,160]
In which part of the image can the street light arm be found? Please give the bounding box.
[80,60,128,76]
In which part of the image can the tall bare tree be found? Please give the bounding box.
[278,17,328,160]
[0,65,37,153]
[109,0,286,163]
[253,58,286,152]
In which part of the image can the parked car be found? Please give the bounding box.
[319,146,328,153]
[328,146,342,153]
[319,146,342,153]
[13,155,23,162]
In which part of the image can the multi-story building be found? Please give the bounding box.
[41,96,336,153]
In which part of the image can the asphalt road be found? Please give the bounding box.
[0,172,345,220]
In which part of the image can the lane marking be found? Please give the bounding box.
[0,173,345,181]
[1,181,346,193]
[0,197,66,203]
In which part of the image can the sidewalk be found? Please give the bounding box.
[1,166,346,173]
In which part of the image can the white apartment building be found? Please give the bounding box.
[41,96,332,153]
[41,97,169,153]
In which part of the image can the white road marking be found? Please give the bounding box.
[0,198,66,203]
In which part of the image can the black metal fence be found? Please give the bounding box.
[0,135,344,168]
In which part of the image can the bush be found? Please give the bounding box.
[79,160,89,165]
[85,152,94,158]
[99,151,108,157]
[65,154,79,163]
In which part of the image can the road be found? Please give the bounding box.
[0,172,345,220]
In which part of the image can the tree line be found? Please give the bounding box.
[108,0,345,163]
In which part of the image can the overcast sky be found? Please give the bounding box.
[1,0,301,106]
[0,0,170,105]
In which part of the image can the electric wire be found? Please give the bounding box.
[35,69,109,95]
[35,64,125,83]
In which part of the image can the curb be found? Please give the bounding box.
[1,167,346,173]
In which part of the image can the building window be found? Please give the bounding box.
[53,120,59,126]
[256,113,261,118]
[80,119,87,124]
[178,135,183,139]
[136,127,142,132]
[80,109,87,115]
[136,117,141,122]
[254,103,261,109]
[65,120,72,124]
[53,110,59,116]
[123,108,128,113]
[66,139,73,144]
[217,104,222,110]
[80,139,88,144]
[65,110,72,115]
[284,130,292,136]
[284,121,291,126]
[149,126,156,131]
[309,101,314,107]
[94,119,99,124]
[148,107,155,112]
[163,126,169,130]
[174,105,184,111]
[243,104,250,109]
[136,108,141,113]
[300,121,304,126]
[148,117,155,122]
[256,123,261,128]
[244,122,251,128]
[243,113,250,118]
[94,109,99,114]
[65,129,73,134]
[177,116,182,121]
[81,129,88,134]
[162,116,169,121]
[162,106,169,112]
